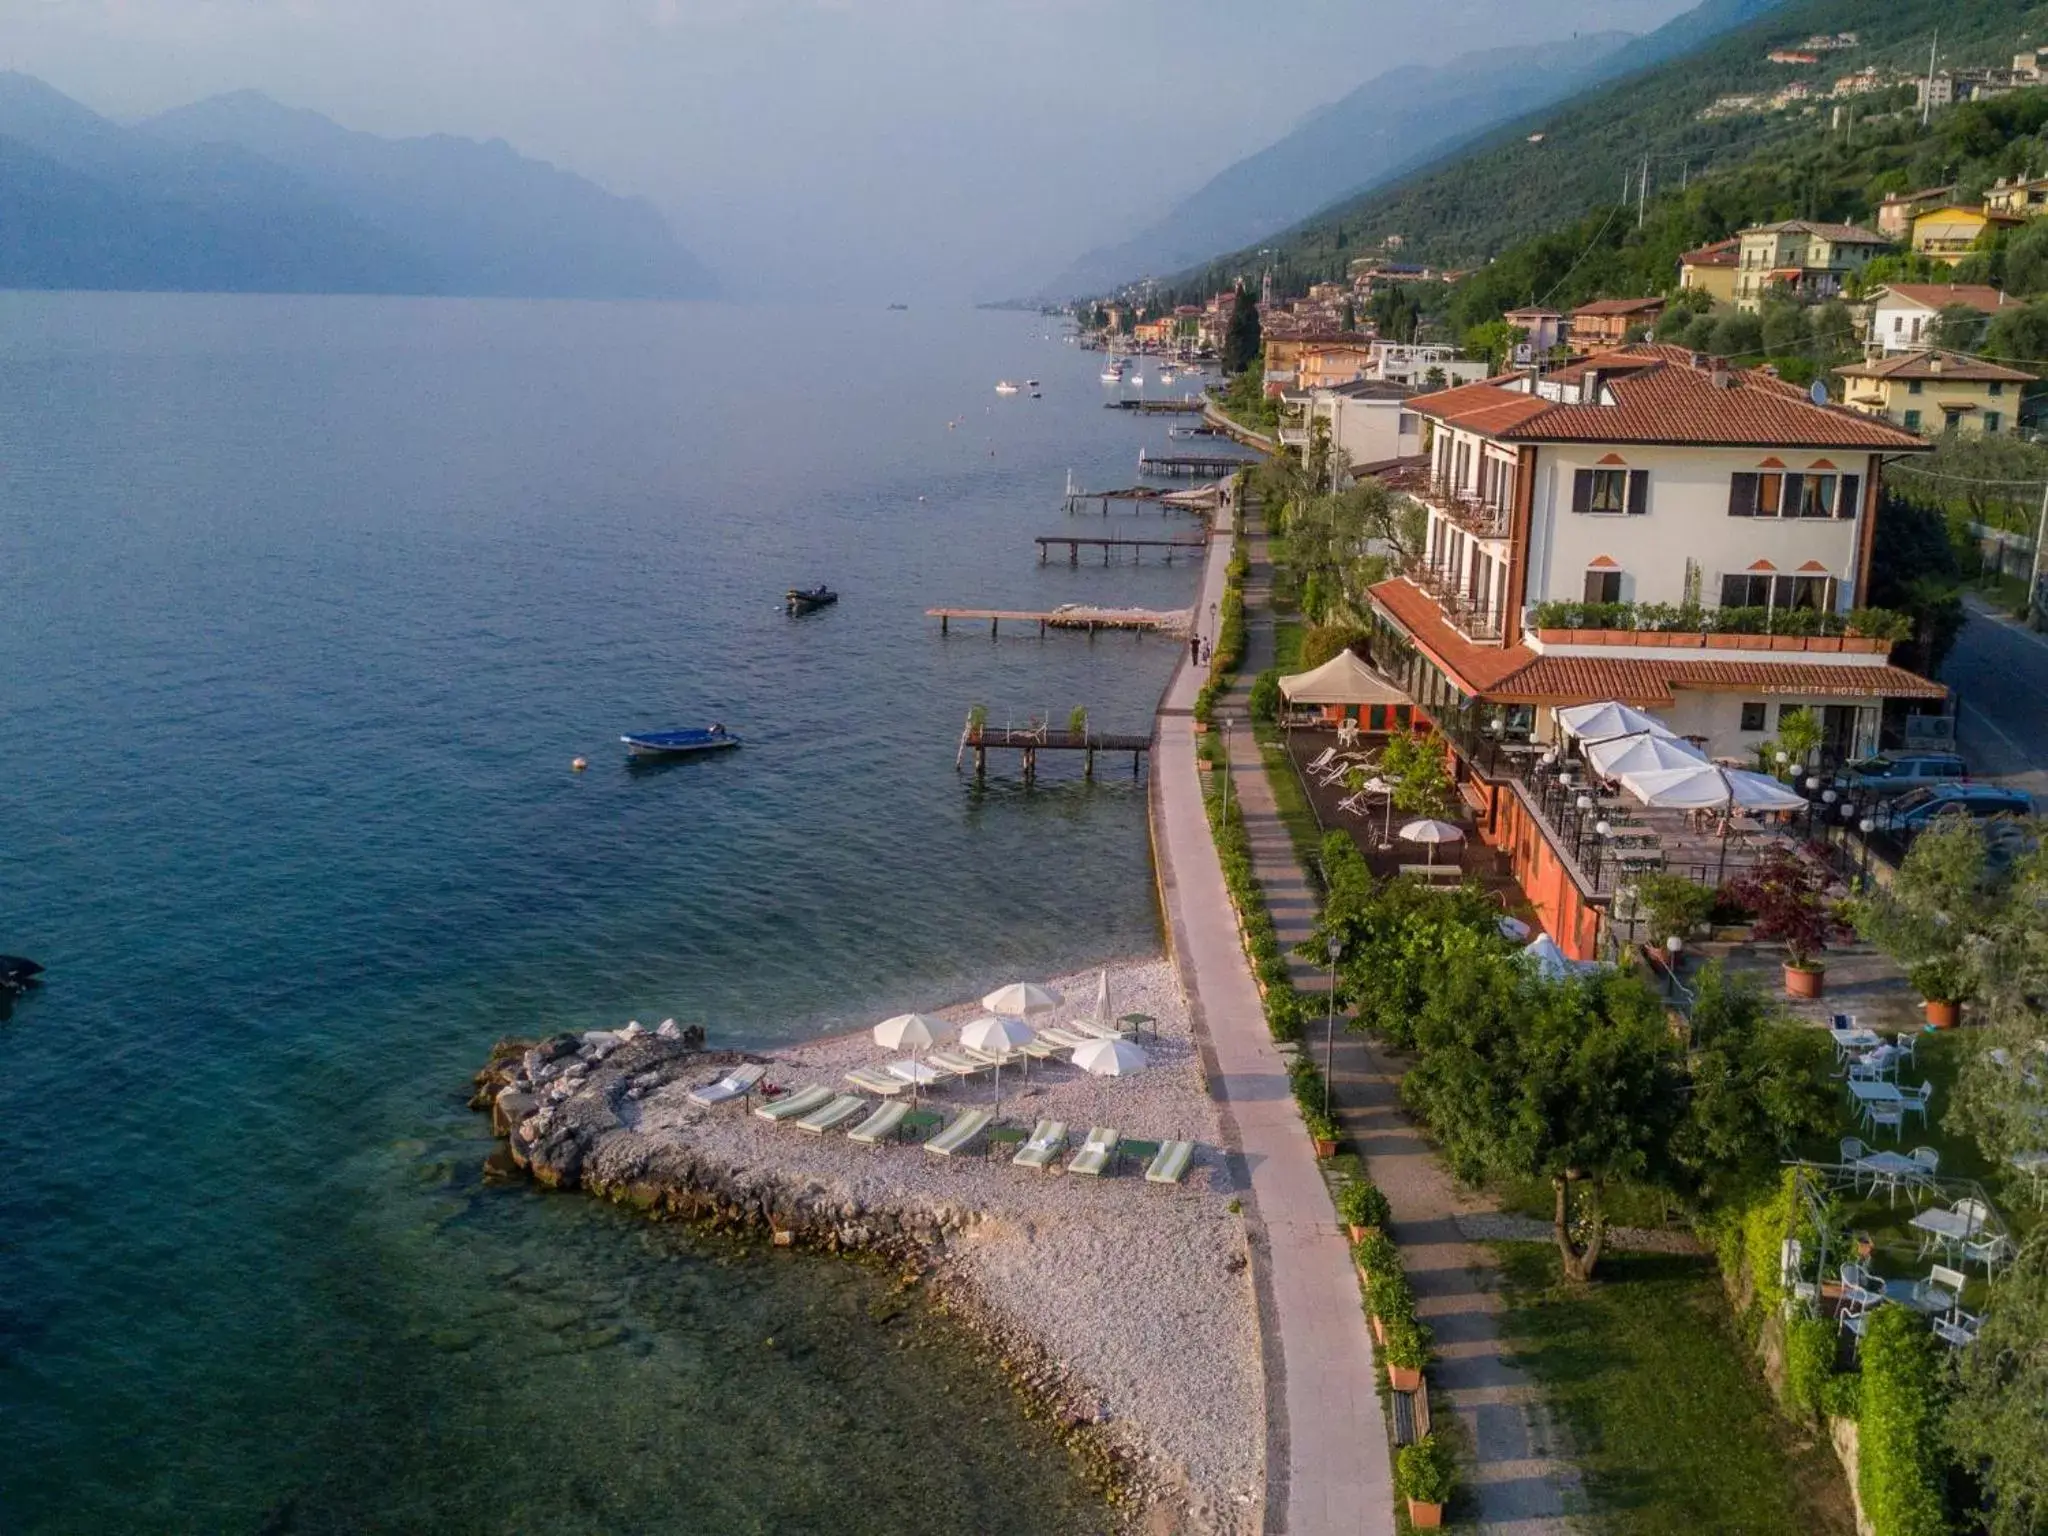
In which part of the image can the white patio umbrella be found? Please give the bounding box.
[1398,818,1466,868]
[1582,730,1707,780]
[1072,1034,1150,1134]
[1092,968,1111,1030]
[1556,701,1677,744]
[873,1012,943,1105]
[983,981,1063,1017]
[960,1014,1037,1113]
[1523,933,1575,981]
[1619,764,1809,812]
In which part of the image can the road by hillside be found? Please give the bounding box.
[1945,596,2048,803]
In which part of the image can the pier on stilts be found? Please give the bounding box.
[926,607,1182,638]
[1061,469,1215,515]
[955,717,1149,782]
[1137,449,1253,478]
[1035,533,1205,566]
[1103,397,1208,414]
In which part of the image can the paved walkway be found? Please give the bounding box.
[1152,495,1395,1535]
[1204,500,1580,1534]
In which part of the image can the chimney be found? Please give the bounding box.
[1929,354,1945,374]
[1710,356,1732,388]
[1582,368,1601,403]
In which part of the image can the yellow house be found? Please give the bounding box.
[1732,220,1893,311]
[1677,238,1740,305]
[1911,205,2025,266]
[1835,350,2035,436]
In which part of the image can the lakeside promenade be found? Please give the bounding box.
[1151,492,1395,1535]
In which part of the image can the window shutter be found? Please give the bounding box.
[1571,469,1594,513]
[1836,474,1860,518]
[1728,472,1757,517]
[1627,470,1650,516]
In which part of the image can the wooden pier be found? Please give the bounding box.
[1103,397,1208,414]
[1139,450,1253,478]
[927,607,1178,637]
[957,723,1149,781]
[1035,533,1204,565]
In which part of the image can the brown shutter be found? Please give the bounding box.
[1728,472,1757,517]
[1627,470,1650,515]
[1572,469,1594,513]
[1836,474,1860,519]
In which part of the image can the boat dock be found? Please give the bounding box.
[1139,450,1253,477]
[1035,534,1204,565]
[1103,397,1208,414]
[957,723,1149,781]
[926,607,1181,637]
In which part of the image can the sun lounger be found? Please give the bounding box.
[1016,1035,1064,1061]
[1071,1019,1131,1041]
[1146,1140,1195,1185]
[686,1063,767,1107]
[796,1093,869,1134]
[752,1083,834,1122]
[1037,1026,1095,1050]
[925,1108,994,1157]
[845,1067,911,1097]
[958,1044,1021,1068]
[1067,1127,1120,1176]
[925,1049,993,1078]
[1012,1119,1067,1169]
[885,1059,947,1086]
[847,1100,912,1145]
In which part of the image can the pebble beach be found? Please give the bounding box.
[485,956,1266,1534]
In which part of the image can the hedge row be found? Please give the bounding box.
[1352,1229,1432,1373]
[1193,534,1251,726]
[1204,791,1303,1043]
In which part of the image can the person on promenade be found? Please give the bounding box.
[1190,633,1201,665]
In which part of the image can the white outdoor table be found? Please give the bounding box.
[1856,1151,1923,1207]
[1883,1278,1956,1315]
[1848,1080,1903,1105]
[1909,1207,1977,1258]
[1834,1028,1883,1055]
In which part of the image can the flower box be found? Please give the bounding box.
[1387,1362,1424,1392]
[1407,1498,1444,1528]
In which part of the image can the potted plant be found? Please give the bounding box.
[1382,1313,1430,1392]
[1305,1106,1340,1159]
[1843,820,1991,1029]
[1397,1434,1456,1529]
[1338,1178,1392,1242]
[1366,1267,1414,1346]
[1354,1229,1398,1286]
[1725,846,1841,999]
[1910,957,1968,1029]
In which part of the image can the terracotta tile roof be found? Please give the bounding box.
[1744,219,1891,244]
[1411,346,1929,450]
[1366,579,1947,704]
[1873,283,2016,314]
[1836,350,2036,384]
[1680,238,1741,267]
[1571,296,1666,318]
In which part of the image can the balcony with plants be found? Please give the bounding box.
[1525,599,1913,655]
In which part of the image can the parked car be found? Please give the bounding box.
[1840,753,1969,796]
[1877,782,2034,833]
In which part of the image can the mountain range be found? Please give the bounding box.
[0,73,717,299]
[1045,0,1788,299]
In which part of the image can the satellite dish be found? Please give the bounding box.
[1809,380,1831,406]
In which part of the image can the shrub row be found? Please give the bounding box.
[1352,1229,1432,1373]
[1287,1053,1339,1144]
[1204,791,1303,1043]
[1528,599,1912,643]
[1192,533,1251,726]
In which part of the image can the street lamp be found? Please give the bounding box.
[1775,749,1790,782]
[1209,600,1219,646]
[1323,935,1343,1119]
[1664,933,1684,997]
[1574,793,1594,860]
[1221,715,1235,822]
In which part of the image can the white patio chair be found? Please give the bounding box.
[1304,747,1337,775]
[1891,1031,1918,1068]
[1899,1081,1934,1129]
[1840,1137,1869,1191]
[1933,1309,1981,1349]
[1866,1104,1905,1141]
[1963,1232,2013,1276]
[1925,1264,1965,1314]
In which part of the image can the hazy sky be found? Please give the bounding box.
[0,0,1695,298]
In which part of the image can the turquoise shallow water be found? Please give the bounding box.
[0,296,1215,1532]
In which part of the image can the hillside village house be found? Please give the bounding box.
[1912,205,2024,266]
[1864,283,2020,353]
[1876,184,1958,240]
[1733,220,1892,310]
[1304,380,1422,479]
[1295,341,1380,391]
[1358,345,1942,956]
[1502,306,1565,358]
[1677,238,1741,305]
[1837,350,2036,436]
[1568,296,1666,355]
[1369,342,1491,388]
[1985,175,2048,217]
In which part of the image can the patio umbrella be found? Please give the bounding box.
[983,981,1063,1016]
[1398,818,1466,868]
[960,1014,1037,1114]
[1556,701,1677,744]
[874,1012,942,1106]
[1497,915,1533,940]
[1619,763,1808,880]
[1092,968,1111,1030]
[1582,730,1707,780]
[1523,933,1575,981]
[1072,1034,1150,1133]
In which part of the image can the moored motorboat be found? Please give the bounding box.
[0,955,43,994]
[994,380,1020,394]
[786,584,838,614]
[621,725,742,758]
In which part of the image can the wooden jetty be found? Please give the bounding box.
[926,607,1178,637]
[956,721,1149,781]
[1035,533,1204,565]
[1103,397,1208,415]
[1139,450,1252,478]
[1060,470,1203,515]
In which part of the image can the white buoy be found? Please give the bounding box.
[571,756,588,772]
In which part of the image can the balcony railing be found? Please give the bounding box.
[1423,477,1511,538]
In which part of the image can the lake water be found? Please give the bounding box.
[0,296,1217,1533]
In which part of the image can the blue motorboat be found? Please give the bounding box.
[621,725,741,758]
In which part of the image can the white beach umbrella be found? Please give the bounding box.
[1556,701,1677,744]
[1582,731,1707,780]
[1497,915,1533,941]
[1523,933,1575,981]
[1092,968,1111,1029]
[874,1012,943,1105]
[960,1013,1037,1112]
[1072,1034,1149,1131]
[983,981,1063,1017]
[1398,818,1466,868]
[1619,764,1807,812]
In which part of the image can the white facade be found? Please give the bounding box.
[1367,342,1489,388]
[1310,389,1423,474]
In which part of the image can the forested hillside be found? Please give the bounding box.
[1170,0,2048,296]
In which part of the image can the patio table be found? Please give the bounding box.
[1834,1028,1884,1055]
[1117,1137,1163,1175]
[1855,1151,1925,1208]
[984,1125,1027,1160]
[897,1109,943,1143]
[1883,1278,1957,1315]
[1909,1207,1980,1259]
[1847,1079,1903,1106]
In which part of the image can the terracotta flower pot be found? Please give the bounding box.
[1784,964,1825,1000]
[1387,1363,1423,1392]
[1372,1314,1387,1346]
[1407,1498,1444,1529]
[1348,1223,1380,1244]
[1923,998,1961,1029]
[1313,1136,1338,1159]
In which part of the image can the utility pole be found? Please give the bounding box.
[1638,156,1650,228]
[1922,31,1939,128]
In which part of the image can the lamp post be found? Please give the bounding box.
[1804,775,1821,836]
[1665,933,1684,998]
[1323,935,1342,1120]
[1221,715,1235,823]
[1594,818,1611,890]
[1574,793,1594,861]
[1209,600,1219,648]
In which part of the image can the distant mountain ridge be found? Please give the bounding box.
[0,73,716,298]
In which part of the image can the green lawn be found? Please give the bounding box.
[1492,1245,1856,1536]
